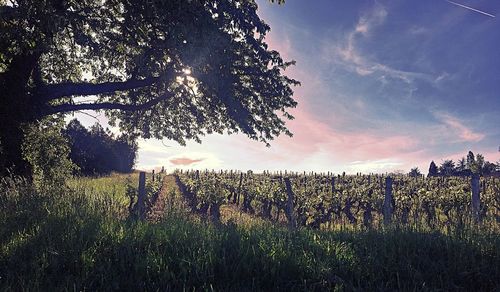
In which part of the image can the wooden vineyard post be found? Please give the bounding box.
[383,176,393,225]
[137,171,146,220]
[236,172,243,205]
[284,177,296,229]
[471,174,481,223]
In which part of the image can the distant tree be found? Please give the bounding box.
[428,161,438,177]
[113,136,138,173]
[408,167,421,177]
[439,160,456,177]
[64,119,137,175]
[466,151,475,171]
[482,161,497,176]
[65,119,92,172]
[456,157,465,173]
[455,157,472,176]
[473,154,485,174]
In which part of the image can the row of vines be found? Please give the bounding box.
[174,170,500,229]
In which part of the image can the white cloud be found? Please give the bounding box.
[408,26,428,35]
[434,72,450,83]
[137,139,174,154]
[348,159,403,173]
[355,3,388,36]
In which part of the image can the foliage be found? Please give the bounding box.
[122,172,165,220]
[64,119,137,175]
[1,0,298,173]
[408,167,421,177]
[439,160,456,176]
[21,117,77,191]
[428,161,438,177]
[467,151,475,170]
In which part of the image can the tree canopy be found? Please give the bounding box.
[0,0,298,173]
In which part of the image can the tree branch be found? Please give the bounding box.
[41,75,164,101]
[49,91,174,114]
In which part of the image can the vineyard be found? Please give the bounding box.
[2,171,500,290]
[175,170,500,230]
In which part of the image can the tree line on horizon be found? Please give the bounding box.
[409,151,499,177]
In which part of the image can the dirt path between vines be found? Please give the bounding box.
[146,174,268,226]
[146,175,181,222]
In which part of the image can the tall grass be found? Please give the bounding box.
[0,173,499,291]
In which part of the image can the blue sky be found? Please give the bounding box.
[73,0,500,173]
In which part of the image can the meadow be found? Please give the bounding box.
[1,172,499,291]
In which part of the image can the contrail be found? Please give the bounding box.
[445,0,496,18]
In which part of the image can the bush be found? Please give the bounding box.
[21,117,77,191]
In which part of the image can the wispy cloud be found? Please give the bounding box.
[324,3,432,86]
[433,111,485,142]
[408,26,429,35]
[355,3,388,36]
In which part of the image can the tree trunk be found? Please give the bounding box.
[0,53,42,176]
[0,120,28,175]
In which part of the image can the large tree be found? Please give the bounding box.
[0,0,298,174]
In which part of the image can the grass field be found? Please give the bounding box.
[1,173,499,291]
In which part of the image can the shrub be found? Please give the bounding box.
[21,117,77,191]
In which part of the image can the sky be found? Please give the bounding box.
[72,0,500,174]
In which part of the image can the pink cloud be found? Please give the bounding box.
[271,104,421,166]
[433,112,485,142]
[170,157,204,166]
